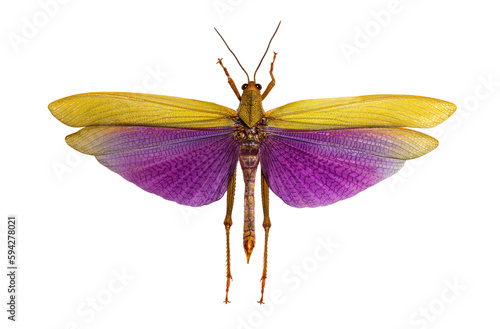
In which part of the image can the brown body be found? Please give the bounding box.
[216,24,279,304]
[239,134,259,262]
[236,82,267,262]
[219,70,275,305]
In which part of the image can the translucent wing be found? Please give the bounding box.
[48,92,237,128]
[260,127,437,208]
[66,126,240,206]
[266,95,456,130]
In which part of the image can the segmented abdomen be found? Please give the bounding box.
[239,140,260,255]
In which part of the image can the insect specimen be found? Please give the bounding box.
[48,22,456,304]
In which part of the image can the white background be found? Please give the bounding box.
[1,0,499,328]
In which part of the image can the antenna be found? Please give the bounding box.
[214,27,250,82]
[253,21,281,81]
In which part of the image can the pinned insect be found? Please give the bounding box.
[48,22,456,304]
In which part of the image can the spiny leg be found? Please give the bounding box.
[258,171,272,304]
[223,169,237,304]
[217,58,241,101]
[261,52,277,101]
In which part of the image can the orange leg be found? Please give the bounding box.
[217,58,241,101]
[258,172,272,304]
[261,52,277,101]
[223,169,237,304]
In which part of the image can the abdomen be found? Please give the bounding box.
[239,139,260,263]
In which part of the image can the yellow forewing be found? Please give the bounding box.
[48,92,238,128]
[266,95,456,130]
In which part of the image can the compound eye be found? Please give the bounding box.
[241,83,248,90]
[255,83,262,90]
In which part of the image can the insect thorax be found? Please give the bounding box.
[234,123,267,145]
[237,88,265,128]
